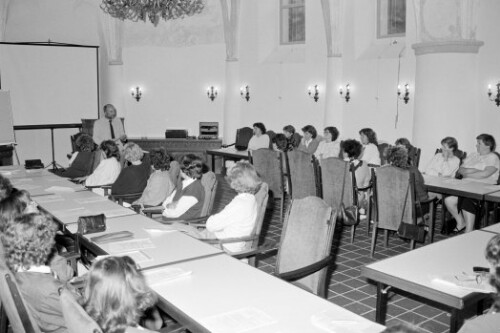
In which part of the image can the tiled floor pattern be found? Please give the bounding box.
[212,175,457,333]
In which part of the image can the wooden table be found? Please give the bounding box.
[206,147,249,172]
[151,254,385,333]
[481,222,500,234]
[7,172,85,196]
[75,214,224,271]
[361,230,494,333]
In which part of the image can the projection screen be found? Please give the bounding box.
[0,42,99,125]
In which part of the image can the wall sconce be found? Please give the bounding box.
[339,83,350,102]
[240,85,250,102]
[308,85,319,102]
[397,83,410,104]
[131,86,142,102]
[207,86,218,101]
[488,83,500,107]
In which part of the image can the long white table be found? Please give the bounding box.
[361,230,495,333]
[7,172,85,196]
[151,254,385,333]
[77,214,224,271]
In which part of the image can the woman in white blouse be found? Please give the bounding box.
[172,161,261,253]
[247,122,270,151]
[76,140,121,187]
[315,126,340,161]
[424,137,460,178]
[359,128,381,166]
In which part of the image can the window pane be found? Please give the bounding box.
[378,0,406,38]
[280,0,305,44]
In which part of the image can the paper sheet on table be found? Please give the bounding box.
[74,196,108,204]
[201,308,276,333]
[35,194,64,203]
[143,266,192,285]
[431,273,496,293]
[107,238,155,253]
[311,310,379,333]
[143,226,176,234]
[45,186,76,192]
[96,251,153,265]
[104,208,136,218]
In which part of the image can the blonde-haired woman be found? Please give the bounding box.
[173,161,262,253]
[84,256,161,332]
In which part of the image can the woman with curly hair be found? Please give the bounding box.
[111,142,151,203]
[2,213,79,333]
[54,134,96,178]
[359,128,381,166]
[84,256,160,333]
[78,140,122,188]
[172,161,261,253]
[0,174,13,202]
[132,147,175,207]
[458,234,500,332]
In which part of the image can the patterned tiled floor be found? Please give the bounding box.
[212,174,458,333]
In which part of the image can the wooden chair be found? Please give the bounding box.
[320,158,359,243]
[286,150,320,199]
[0,263,41,333]
[370,166,438,256]
[143,171,218,222]
[273,197,336,297]
[197,183,270,267]
[250,149,286,223]
[377,143,390,166]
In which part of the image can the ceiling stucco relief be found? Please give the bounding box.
[123,0,223,47]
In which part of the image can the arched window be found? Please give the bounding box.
[378,0,406,38]
[280,0,305,44]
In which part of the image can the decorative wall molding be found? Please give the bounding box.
[0,0,11,42]
[98,9,123,65]
[321,0,344,58]
[412,40,484,56]
[220,0,240,61]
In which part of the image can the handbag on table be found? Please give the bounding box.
[77,214,106,235]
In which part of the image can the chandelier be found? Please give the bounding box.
[100,0,205,26]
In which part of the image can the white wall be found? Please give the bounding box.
[4,0,500,167]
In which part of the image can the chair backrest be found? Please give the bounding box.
[266,130,276,149]
[59,288,102,333]
[377,143,390,166]
[320,158,352,209]
[243,182,269,252]
[200,171,218,216]
[373,165,414,231]
[0,263,41,333]
[235,127,254,151]
[413,147,421,168]
[286,150,318,199]
[81,119,96,137]
[276,196,336,296]
[251,149,285,199]
[168,160,181,189]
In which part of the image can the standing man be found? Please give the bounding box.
[93,104,127,146]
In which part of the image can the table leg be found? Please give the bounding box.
[211,154,215,172]
[375,283,388,325]
[484,201,490,228]
[450,308,464,333]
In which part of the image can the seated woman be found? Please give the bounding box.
[315,126,340,160]
[272,133,290,152]
[458,234,500,333]
[424,136,460,178]
[359,128,381,166]
[298,125,320,154]
[0,174,13,201]
[342,139,371,189]
[0,189,74,282]
[132,147,175,207]
[172,161,261,253]
[282,125,301,150]
[160,154,205,221]
[395,137,418,167]
[445,134,499,233]
[2,213,80,333]
[247,122,270,151]
[53,134,96,178]
[111,142,151,203]
[84,256,162,332]
[77,140,121,188]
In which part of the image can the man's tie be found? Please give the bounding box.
[109,119,115,139]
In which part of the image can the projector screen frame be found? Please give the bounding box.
[0,41,100,125]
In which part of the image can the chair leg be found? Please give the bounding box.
[429,201,436,243]
[370,223,378,258]
[410,239,415,250]
[367,194,373,236]
[350,225,355,244]
[440,199,447,234]
[383,230,389,248]
[280,196,284,224]
[0,304,8,333]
